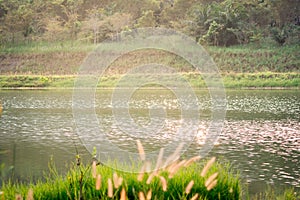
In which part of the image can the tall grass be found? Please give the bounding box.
[0,159,241,200]
[250,187,299,200]
[0,141,242,200]
[1,143,299,199]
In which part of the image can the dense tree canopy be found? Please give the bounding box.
[0,0,299,46]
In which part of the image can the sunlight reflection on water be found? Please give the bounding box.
[0,89,299,194]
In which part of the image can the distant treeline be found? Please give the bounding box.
[0,0,299,46]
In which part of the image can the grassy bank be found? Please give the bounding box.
[0,72,299,89]
[0,156,241,200]
[0,41,299,88]
[1,157,299,200]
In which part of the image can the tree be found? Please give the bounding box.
[0,0,34,43]
[188,0,272,46]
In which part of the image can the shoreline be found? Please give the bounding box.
[0,73,299,90]
[0,86,299,90]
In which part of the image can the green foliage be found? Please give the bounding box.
[270,24,300,45]
[0,0,298,46]
[189,0,272,46]
[0,157,241,200]
[251,186,300,200]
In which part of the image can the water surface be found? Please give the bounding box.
[0,89,299,195]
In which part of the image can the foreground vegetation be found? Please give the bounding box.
[0,152,241,200]
[1,157,299,200]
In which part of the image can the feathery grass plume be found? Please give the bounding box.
[137,162,146,182]
[92,160,97,178]
[200,157,216,177]
[163,142,184,167]
[166,160,178,173]
[96,174,101,190]
[136,140,145,161]
[113,172,120,188]
[190,193,199,200]
[0,101,3,116]
[120,187,126,200]
[145,161,152,173]
[168,160,186,178]
[26,188,33,200]
[118,177,123,187]
[184,156,201,167]
[159,176,167,191]
[138,191,146,200]
[205,172,218,187]
[206,179,218,191]
[146,189,152,200]
[107,178,113,198]
[185,180,194,194]
[154,148,164,172]
[15,194,22,200]
[146,172,155,184]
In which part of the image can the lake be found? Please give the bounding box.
[0,89,299,196]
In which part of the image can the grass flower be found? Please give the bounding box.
[113,173,119,188]
[137,140,145,161]
[154,148,164,172]
[163,143,184,167]
[184,156,201,167]
[205,172,218,188]
[138,191,145,200]
[206,179,218,191]
[146,172,155,184]
[168,160,186,178]
[92,160,97,178]
[146,189,152,200]
[185,180,194,194]
[107,178,113,198]
[118,177,123,187]
[26,189,33,200]
[200,157,216,177]
[191,193,199,200]
[120,187,126,200]
[137,163,146,182]
[95,174,101,190]
[159,176,167,191]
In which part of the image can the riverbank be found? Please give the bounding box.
[0,72,299,89]
[1,42,299,89]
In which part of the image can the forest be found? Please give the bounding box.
[0,0,299,47]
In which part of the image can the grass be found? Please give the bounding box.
[0,143,241,200]
[0,72,299,89]
[207,43,300,73]
[1,141,299,200]
[0,39,299,88]
[0,40,299,88]
[250,187,299,200]
[1,156,299,200]
[0,41,96,54]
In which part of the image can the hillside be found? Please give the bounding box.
[0,43,299,75]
